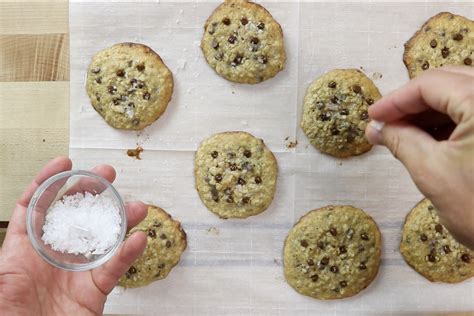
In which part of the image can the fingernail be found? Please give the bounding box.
[367,120,385,144]
[370,120,385,131]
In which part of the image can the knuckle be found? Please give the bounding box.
[384,132,401,160]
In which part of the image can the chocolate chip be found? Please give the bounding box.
[241,17,248,25]
[360,111,369,120]
[360,233,369,241]
[230,163,238,171]
[244,149,252,158]
[300,239,309,247]
[137,82,144,89]
[130,78,137,85]
[95,77,102,84]
[232,54,243,66]
[328,81,337,88]
[226,196,234,203]
[116,69,125,77]
[316,101,325,110]
[329,227,337,236]
[330,266,339,273]
[428,205,434,211]
[330,96,339,104]
[215,174,223,182]
[128,102,135,108]
[215,52,224,61]
[461,253,471,263]
[430,39,437,48]
[165,240,172,248]
[250,37,260,45]
[160,233,167,240]
[128,266,137,275]
[242,197,250,204]
[211,188,219,202]
[317,241,325,250]
[222,17,230,25]
[435,224,443,233]
[95,94,101,101]
[257,55,267,64]
[91,67,101,74]
[464,57,472,66]
[132,118,140,126]
[148,229,156,238]
[441,47,450,58]
[158,263,165,269]
[143,92,151,100]
[153,222,161,228]
[128,60,133,67]
[310,274,319,282]
[352,84,361,93]
[136,64,145,72]
[107,85,117,94]
[208,25,216,35]
[211,40,219,49]
[319,112,331,121]
[340,109,349,116]
[422,61,430,70]
[255,176,262,184]
[331,127,340,135]
[366,98,374,105]
[228,35,237,44]
[339,280,347,288]
[427,253,436,262]
[307,259,314,266]
[339,246,347,254]
[453,33,463,41]
[359,262,367,270]
[237,178,246,185]
[257,22,265,30]
[420,234,428,242]
[211,151,218,158]
[358,245,365,253]
[443,245,451,254]
[320,257,329,266]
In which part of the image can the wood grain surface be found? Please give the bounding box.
[0,0,69,223]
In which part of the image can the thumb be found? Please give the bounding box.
[366,120,436,171]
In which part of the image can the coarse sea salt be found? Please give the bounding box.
[41,192,122,256]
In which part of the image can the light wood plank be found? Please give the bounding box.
[0,34,69,81]
[0,82,69,221]
[0,2,68,34]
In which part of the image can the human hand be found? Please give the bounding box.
[0,156,147,316]
[365,67,474,249]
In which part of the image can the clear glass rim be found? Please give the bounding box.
[26,170,127,272]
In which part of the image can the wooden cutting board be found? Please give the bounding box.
[0,0,69,226]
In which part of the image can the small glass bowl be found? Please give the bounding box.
[26,170,127,271]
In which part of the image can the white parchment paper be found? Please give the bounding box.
[70,1,474,314]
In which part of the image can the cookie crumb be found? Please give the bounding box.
[273,258,280,265]
[127,146,144,160]
[371,72,383,80]
[206,227,220,235]
[42,139,46,143]
[286,140,298,148]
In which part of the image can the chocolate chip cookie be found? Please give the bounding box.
[404,12,473,78]
[86,43,173,130]
[400,198,473,283]
[195,131,277,219]
[300,69,381,158]
[284,205,382,300]
[201,0,286,84]
[118,205,186,288]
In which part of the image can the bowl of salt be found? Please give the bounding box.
[26,170,127,271]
